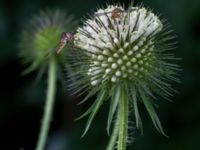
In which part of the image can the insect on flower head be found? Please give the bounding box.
[95,7,124,20]
[56,32,74,54]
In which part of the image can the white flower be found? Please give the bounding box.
[74,5,163,86]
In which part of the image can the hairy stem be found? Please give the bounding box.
[36,56,57,150]
[117,85,129,150]
[106,117,119,150]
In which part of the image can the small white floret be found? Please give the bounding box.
[103,50,110,55]
[123,55,128,60]
[114,38,119,44]
[98,55,105,61]
[124,42,129,49]
[128,50,133,56]
[126,62,131,67]
[136,53,142,58]
[115,70,121,77]
[117,59,123,65]
[105,68,111,74]
[133,46,139,51]
[108,57,114,62]
[111,63,118,69]
[131,57,137,63]
[111,76,117,82]
[113,53,119,58]
[91,80,100,86]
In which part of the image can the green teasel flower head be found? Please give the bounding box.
[68,4,180,146]
[19,9,77,74]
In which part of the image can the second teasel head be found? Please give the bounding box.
[19,9,77,74]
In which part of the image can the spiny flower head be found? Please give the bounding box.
[68,4,180,139]
[75,5,163,86]
[19,9,77,74]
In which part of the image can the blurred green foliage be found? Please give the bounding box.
[0,0,200,150]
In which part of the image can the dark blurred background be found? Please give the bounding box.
[0,0,200,150]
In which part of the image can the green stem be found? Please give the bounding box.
[106,118,119,150]
[36,57,57,150]
[117,85,129,150]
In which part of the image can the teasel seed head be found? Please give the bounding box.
[68,4,180,140]
[19,9,77,74]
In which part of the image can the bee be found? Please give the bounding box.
[95,8,124,20]
[56,32,74,54]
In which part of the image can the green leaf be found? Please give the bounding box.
[81,90,107,137]
[107,86,121,135]
[74,102,95,121]
[139,88,168,137]
[22,61,40,75]
[78,87,99,105]
[131,88,143,134]
[106,118,119,150]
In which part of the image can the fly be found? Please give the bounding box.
[56,32,74,54]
